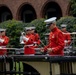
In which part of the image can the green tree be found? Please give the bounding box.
[0,19,47,47]
[70,0,76,16]
[57,16,76,32]
[0,19,25,48]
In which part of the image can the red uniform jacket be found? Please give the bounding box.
[24,34,35,54]
[44,27,65,56]
[62,31,71,45]
[0,36,9,55]
[33,33,41,48]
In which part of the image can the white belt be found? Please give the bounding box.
[0,46,6,48]
[25,44,34,47]
[34,42,37,44]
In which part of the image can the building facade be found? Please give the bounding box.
[0,0,70,23]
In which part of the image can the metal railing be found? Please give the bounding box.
[0,48,76,75]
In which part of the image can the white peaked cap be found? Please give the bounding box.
[25,27,36,31]
[44,17,57,24]
[25,27,32,31]
[61,24,67,28]
[30,27,36,30]
[0,28,6,32]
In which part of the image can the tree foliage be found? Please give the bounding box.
[0,20,25,48]
[0,17,76,48]
[31,18,48,46]
[0,19,47,47]
[70,0,76,16]
[57,16,76,32]
[31,19,46,39]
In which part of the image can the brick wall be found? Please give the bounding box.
[0,0,70,20]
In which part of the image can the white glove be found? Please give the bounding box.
[22,36,29,42]
[64,40,68,43]
[21,32,25,36]
[0,38,4,43]
[64,40,68,45]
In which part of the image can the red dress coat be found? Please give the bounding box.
[24,34,35,54]
[44,27,65,56]
[0,36,9,55]
[62,31,71,46]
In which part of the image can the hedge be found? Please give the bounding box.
[0,17,76,48]
[0,20,25,48]
[57,16,76,32]
[0,19,47,47]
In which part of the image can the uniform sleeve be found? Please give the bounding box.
[52,32,65,53]
[35,34,41,45]
[24,38,34,44]
[44,43,51,51]
[44,45,48,51]
[3,37,9,45]
[24,35,34,45]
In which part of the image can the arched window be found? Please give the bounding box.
[18,4,37,23]
[42,2,62,19]
[0,6,12,22]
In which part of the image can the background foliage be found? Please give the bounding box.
[70,0,76,16]
[57,16,76,32]
[0,16,76,47]
[0,20,25,48]
[0,19,47,47]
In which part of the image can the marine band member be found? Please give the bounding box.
[61,24,71,47]
[31,26,41,48]
[41,17,65,56]
[0,28,9,55]
[22,27,35,55]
